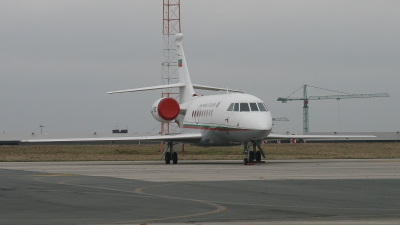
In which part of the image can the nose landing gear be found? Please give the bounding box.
[243,141,266,165]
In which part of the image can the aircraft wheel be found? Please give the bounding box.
[244,158,248,165]
[165,152,171,164]
[172,152,178,164]
[249,152,254,163]
[255,151,261,161]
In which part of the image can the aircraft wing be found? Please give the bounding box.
[21,133,202,143]
[265,133,376,140]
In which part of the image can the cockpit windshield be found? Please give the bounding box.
[227,102,268,112]
[257,103,267,111]
[249,103,259,111]
[240,103,250,112]
[227,103,234,111]
[234,103,239,111]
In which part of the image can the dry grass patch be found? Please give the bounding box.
[0,142,399,162]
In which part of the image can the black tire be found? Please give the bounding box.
[244,158,248,165]
[172,152,178,164]
[165,152,171,164]
[249,151,254,163]
[255,151,261,161]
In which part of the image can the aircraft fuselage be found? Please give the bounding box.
[178,93,273,146]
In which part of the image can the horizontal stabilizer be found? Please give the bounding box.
[192,84,244,93]
[107,83,243,94]
[107,83,185,94]
[21,133,202,143]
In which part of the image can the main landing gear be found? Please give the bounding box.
[161,141,178,164]
[243,141,266,165]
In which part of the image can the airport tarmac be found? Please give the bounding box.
[0,159,400,224]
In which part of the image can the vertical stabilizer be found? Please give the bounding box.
[175,33,195,103]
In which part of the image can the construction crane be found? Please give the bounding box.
[277,85,390,133]
[272,117,289,122]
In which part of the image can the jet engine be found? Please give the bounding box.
[151,97,180,123]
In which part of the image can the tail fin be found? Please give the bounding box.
[107,33,243,97]
[175,33,196,103]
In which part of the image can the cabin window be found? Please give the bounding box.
[227,103,234,111]
[250,103,259,111]
[234,103,239,111]
[240,103,250,112]
[258,103,267,111]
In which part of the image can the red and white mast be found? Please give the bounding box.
[161,0,181,136]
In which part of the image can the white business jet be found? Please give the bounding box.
[23,33,374,165]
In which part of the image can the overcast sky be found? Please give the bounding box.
[1,0,399,135]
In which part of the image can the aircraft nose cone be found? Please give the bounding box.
[239,111,272,131]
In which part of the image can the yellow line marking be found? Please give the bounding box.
[33,176,227,224]
[123,183,227,224]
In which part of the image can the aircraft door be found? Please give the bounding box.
[226,103,240,127]
[195,105,202,124]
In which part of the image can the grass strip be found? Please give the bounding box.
[0,142,399,162]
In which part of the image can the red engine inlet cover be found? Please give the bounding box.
[158,98,180,121]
